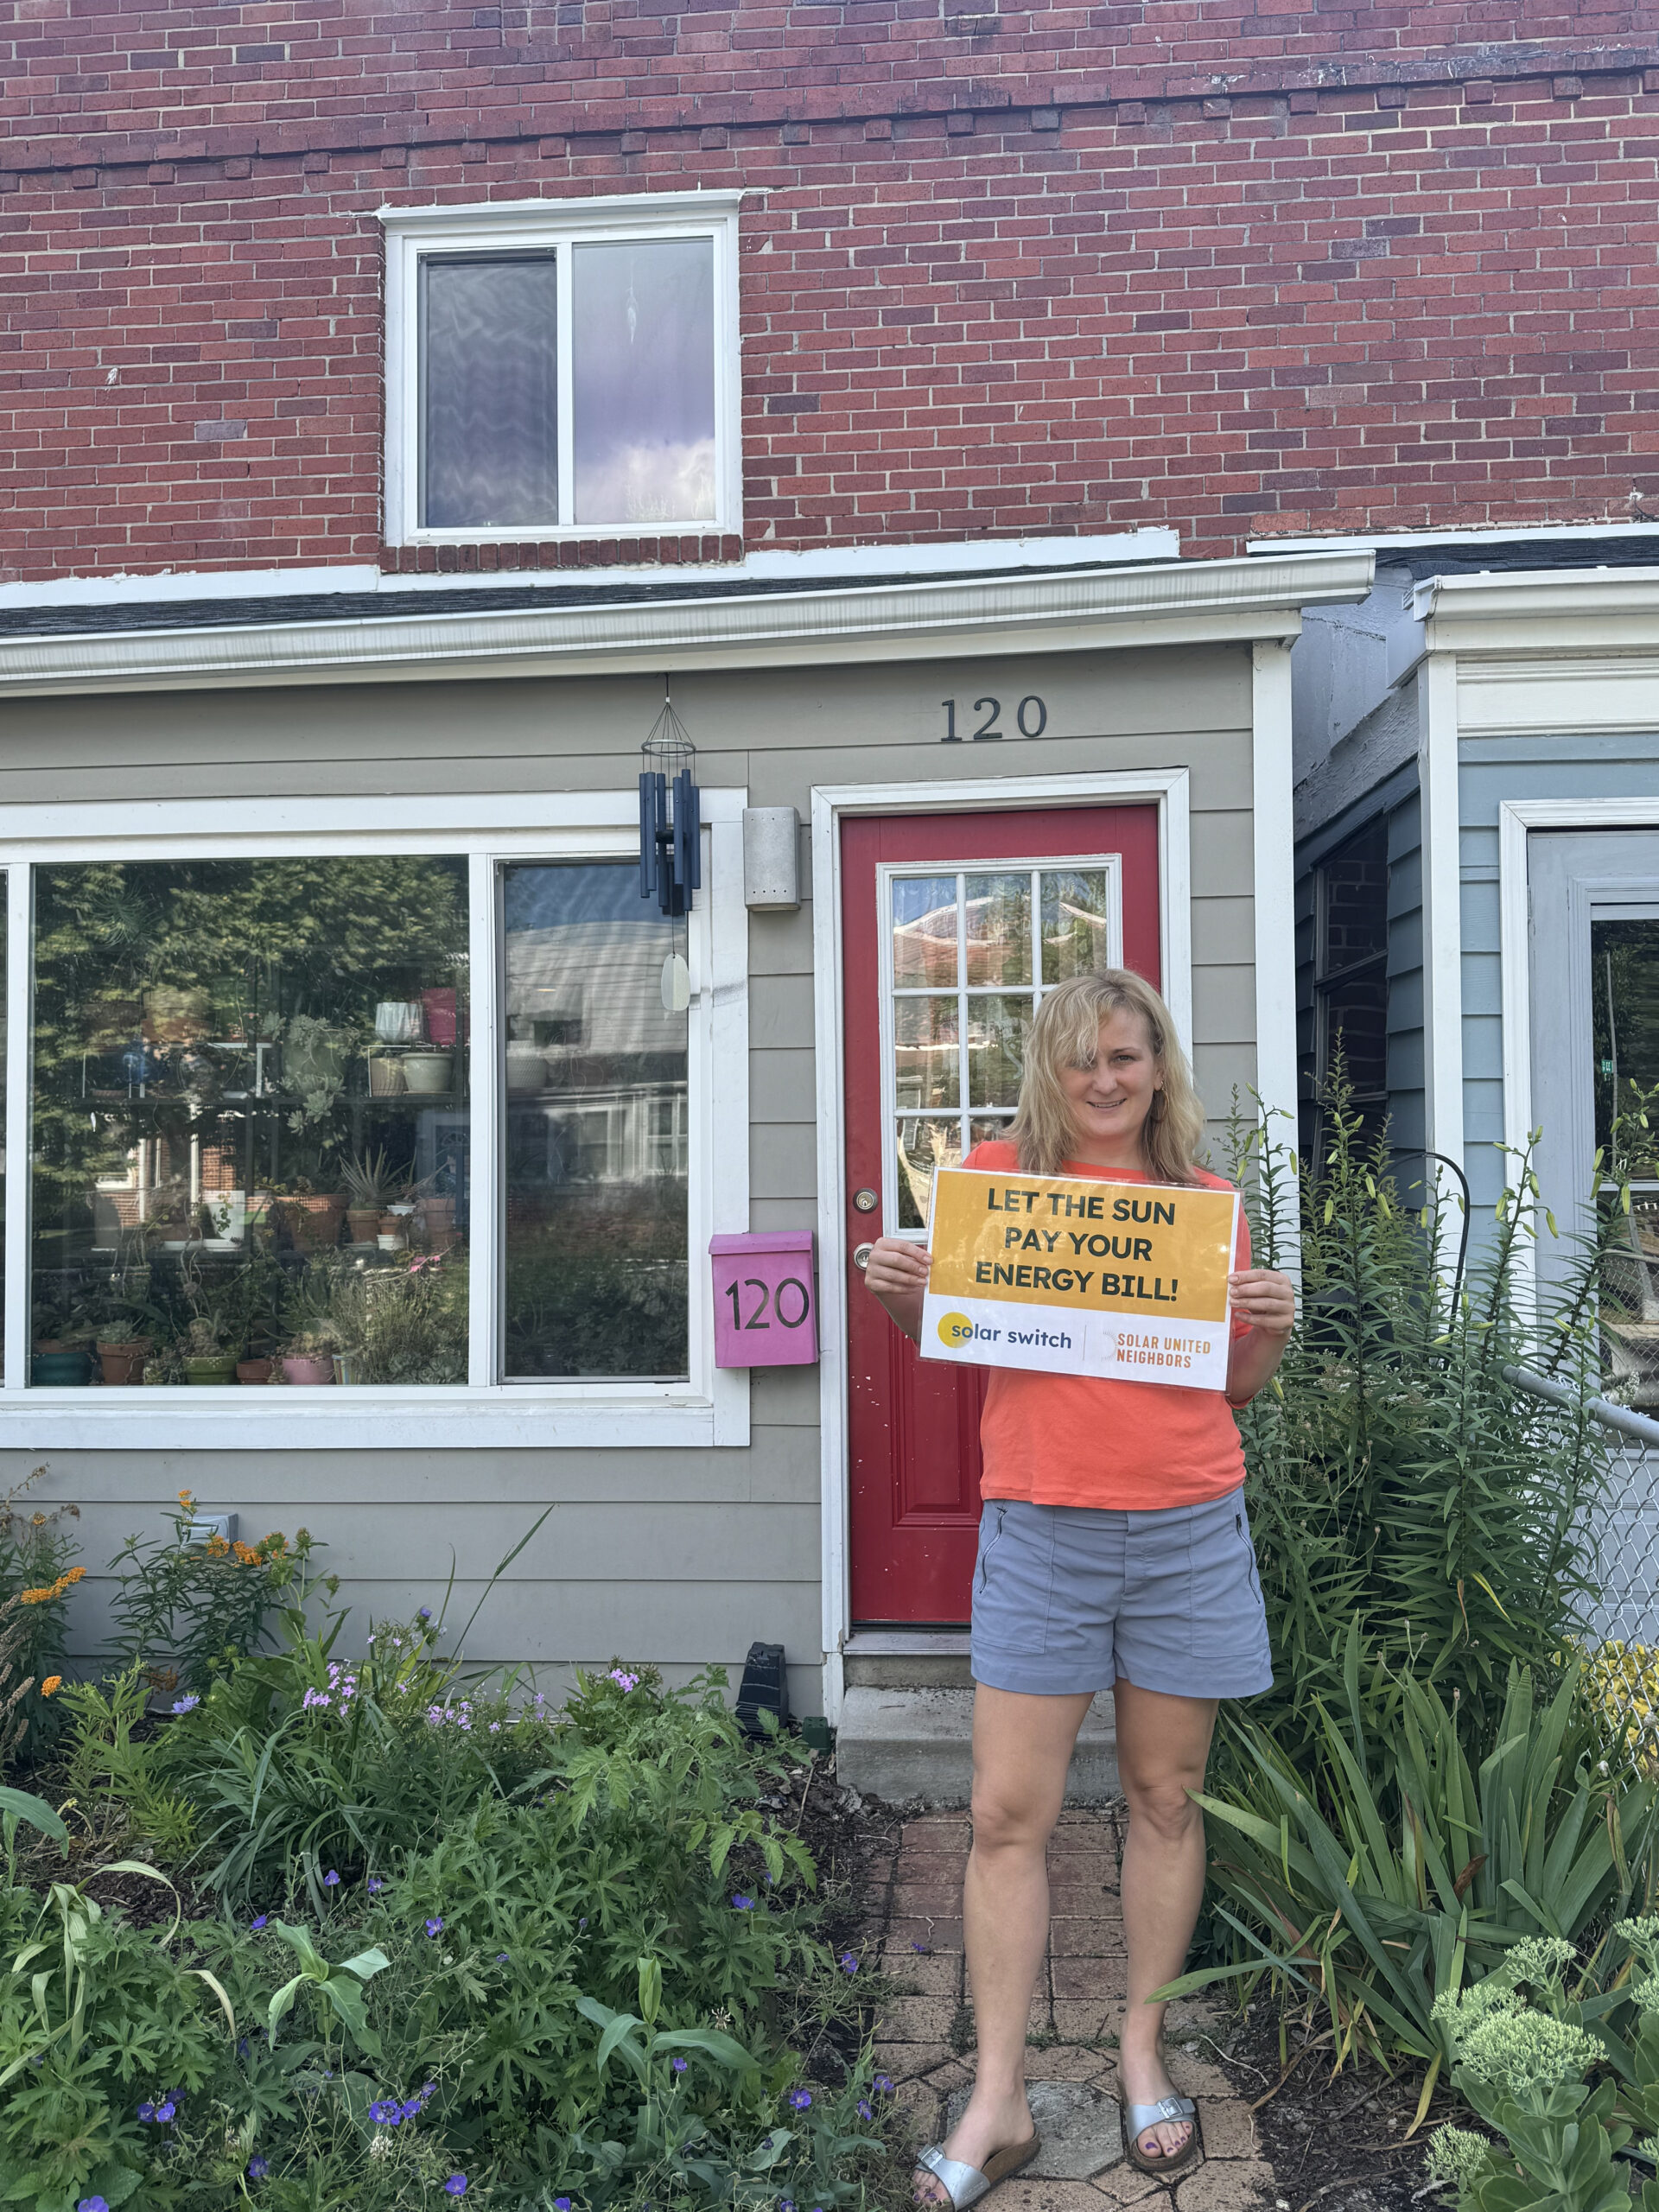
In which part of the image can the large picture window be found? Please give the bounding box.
[383,194,741,545]
[0,799,747,1449]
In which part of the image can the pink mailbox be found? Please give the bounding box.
[709,1232,818,1368]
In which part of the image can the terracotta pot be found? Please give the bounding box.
[276,1194,347,1250]
[236,1357,274,1384]
[346,1207,382,1245]
[97,1337,151,1385]
[282,1352,335,1386]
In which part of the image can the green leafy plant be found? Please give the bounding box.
[1427,1927,1659,2211]
[102,1491,309,1696]
[1225,1080,1619,1769]
[0,1471,81,1773]
[1166,1649,1659,2112]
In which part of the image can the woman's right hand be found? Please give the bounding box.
[863,1236,931,1299]
[862,1236,931,1344]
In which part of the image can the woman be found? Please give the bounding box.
[863,969,1294,2202]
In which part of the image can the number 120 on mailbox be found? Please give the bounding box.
[709,1232,819,1368]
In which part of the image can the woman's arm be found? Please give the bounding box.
[1224,1268,1296,1405]
[862,1236,931,1345]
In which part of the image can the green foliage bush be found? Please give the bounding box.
[6,1632,887,2212]
[1225,1090,1615,1764]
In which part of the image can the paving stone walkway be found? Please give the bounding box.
[864,1807,1276,2212]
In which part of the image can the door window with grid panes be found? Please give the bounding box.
[880,860,1122,1230]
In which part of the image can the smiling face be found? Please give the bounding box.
[1057,1006,1163,1166]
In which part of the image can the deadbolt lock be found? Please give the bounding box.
[853,1188,879,1213]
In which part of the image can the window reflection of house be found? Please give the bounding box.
[504,876,689,1190]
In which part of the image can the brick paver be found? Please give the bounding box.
[865,1807,1272,2211]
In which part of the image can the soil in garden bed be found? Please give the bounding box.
[1208,2001,1454,2212]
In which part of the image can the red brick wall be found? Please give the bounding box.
[3,2,1657,580]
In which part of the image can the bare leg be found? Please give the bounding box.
[1113,1679,1218,2162]
[913,1686,1093,2205]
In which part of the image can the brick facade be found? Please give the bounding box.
[3,2,1657,579]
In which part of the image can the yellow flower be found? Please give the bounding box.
[40,1675,61,1697]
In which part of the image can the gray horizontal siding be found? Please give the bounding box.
[0,639,1262,1700]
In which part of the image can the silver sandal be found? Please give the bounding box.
[913,2131,1042,2209]
[1125,2094,1201,2178]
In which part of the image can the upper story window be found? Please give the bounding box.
[380,193,743,544]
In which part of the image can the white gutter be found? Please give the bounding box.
[0,552,1376,696]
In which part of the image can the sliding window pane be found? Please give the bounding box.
[572,238,716,526]
[422,253,559,530]
[502,863,688,1379]
[29,859,470,1387]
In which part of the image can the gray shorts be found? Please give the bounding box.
[969,1490,1274,1700]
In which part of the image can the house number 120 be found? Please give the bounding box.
[941,695,1048,741]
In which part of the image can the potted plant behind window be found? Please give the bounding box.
[279,1261,350,1384]
[222,1243,286,1384]
[340,1147,410,1245]
[30,1279,95,1385]
[92,1257,168,1386]
[270,1177,349,1253]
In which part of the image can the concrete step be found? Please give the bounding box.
[843,1630,972,1689]
[835,1685,1119,1805]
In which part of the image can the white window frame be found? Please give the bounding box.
[378,191,746,548]
[874,854,1125,1239]
[0,792,750,1451]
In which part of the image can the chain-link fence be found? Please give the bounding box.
[1506,1362,1659,1773]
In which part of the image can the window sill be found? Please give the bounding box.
[0,1387,740,1452]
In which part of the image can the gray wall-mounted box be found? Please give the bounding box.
[743,805,801,910]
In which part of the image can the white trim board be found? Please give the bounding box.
[1500,796,1659,1178]
[0,790,751,1452]
[1251,642,1299,1224]
[810,767,1192,1720]
[0,532,1185,615]
[1418,651,1466,1200]
[0,551,1376,696]
[1250,522,1659,556]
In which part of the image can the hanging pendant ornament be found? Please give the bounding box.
[638,680,702,918]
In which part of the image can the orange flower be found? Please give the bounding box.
[178,1488,194,1508]
[64,1566,85,1586]
[18,1566,83,1605]
[40,1675,61,1697]
[232,1541,257,1564]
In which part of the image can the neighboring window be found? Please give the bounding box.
[502,862,688,1380]
[383,194,741,543]
[882,861,1122,1230]
[1592,914,1659,1408]
[1311,821,1389,1148]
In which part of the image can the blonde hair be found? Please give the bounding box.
[1007,969,1206,1183]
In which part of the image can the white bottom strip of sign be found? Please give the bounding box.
[920,1294,1230,1392]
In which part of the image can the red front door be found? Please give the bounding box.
[843,806,1162,1625]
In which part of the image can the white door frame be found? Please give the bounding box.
[1500,796,1659,1237]
[810,767,1193,1720]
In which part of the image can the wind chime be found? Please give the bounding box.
[638,682,701,1011]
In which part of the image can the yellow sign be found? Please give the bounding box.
[918,1165,1239,1390]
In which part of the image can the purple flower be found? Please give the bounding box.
[137,2102,156,2121]
[874,2075,893,2094]
[444,2180,467,2198]
[779,2200,797,2211]
[910,1941,930,1955]
[78,2199,110,2212]
[171,1694,199,1714]
[368,2100,401,2124]
[425,1916,444,1936]
[155,2101,176,2123]
[554,2201,572,2211]
[368,1878,385,1894]
[608,1668,639,1692]
[839,1953,859,1974]
[497,1952,510,1963]
[671,2057,688,2073]
[249,2158,270,2181]
[731,1894,754,1911]
[401,2097,424,2120]
[323,1869,340,1888]
[858,2099,874,2120]
[251,1915,268,1931]
[419,1606,432,1621]
[789,2088,812,2111]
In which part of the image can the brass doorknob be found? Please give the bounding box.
[853,1243,874,1271]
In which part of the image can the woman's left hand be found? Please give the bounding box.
[1228,1267,1296,1338]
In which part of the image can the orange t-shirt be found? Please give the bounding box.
[963,1140,1255,1510]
